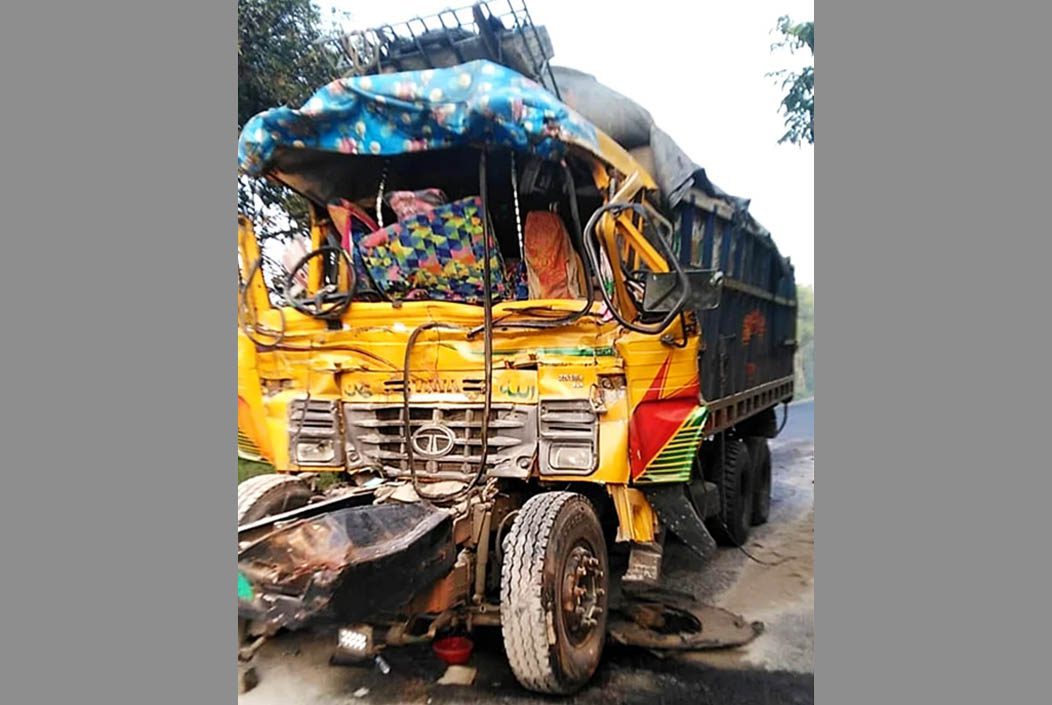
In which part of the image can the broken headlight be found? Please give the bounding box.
[288,399,343,467]
[539,399,597,475]
[548,443,595,471]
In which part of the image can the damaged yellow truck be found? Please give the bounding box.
[236,2,796,695]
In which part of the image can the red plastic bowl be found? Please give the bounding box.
[433,635,474,665]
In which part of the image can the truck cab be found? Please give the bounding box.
[236,3,794,695]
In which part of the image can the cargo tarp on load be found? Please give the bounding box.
[238,59,599,177]
[548,65,751,213]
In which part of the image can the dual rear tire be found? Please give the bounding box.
[706,435,772,546]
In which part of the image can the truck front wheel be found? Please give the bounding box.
[237,473,311,526]
[237,474,312,645]
[500,491,609,694]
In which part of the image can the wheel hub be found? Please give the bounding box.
[561,545,605,640]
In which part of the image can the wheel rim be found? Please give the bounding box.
[560,543,605,645]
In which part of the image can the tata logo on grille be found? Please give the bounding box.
[411,424,457,458]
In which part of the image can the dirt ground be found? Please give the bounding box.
[238,401,815,704]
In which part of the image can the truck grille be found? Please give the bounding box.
[344,403,537,479]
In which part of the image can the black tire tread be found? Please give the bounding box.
[500,491,580,694]
[746,437,772,525]
[237,473,310,526]
[709,437,752,546]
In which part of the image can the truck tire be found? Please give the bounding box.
[237,474,312,645]
[500,491,609,695]
[237,473,311,526]
[707,437,753,546]
[746,437,772,525]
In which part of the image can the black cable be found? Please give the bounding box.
[710,433,790,567]
[466,162,596,337]
[239,255,286,349]
[581,202,692,335]
[402,322,476,503]
[777,400,790,435]
[400,150,497,505]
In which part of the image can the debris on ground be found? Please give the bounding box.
[237,664,258,694]
[608,588,764,652]
[352,686,370,698]
[437,665,477,686]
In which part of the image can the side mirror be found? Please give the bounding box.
[642,269,724,314]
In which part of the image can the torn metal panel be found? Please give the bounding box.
[238,502,456,632]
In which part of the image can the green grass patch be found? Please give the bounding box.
[237,456,344,490]
[237,456,274,483]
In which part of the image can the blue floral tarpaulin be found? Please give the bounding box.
[238,60,600,176]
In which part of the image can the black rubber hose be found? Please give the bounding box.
[581,202,691,335]
[466,161,596,337]
[239,255,286,349]
[401,150,496,505]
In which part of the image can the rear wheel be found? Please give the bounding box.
[707,437,753,546]
[501,492,609,695]
[237,473,311,526]
[746,437,772,525]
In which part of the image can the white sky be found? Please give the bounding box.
[319,0,814,284]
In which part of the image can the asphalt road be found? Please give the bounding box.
[239,400,815,705]
[778,398,814,445]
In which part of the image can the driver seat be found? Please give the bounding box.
[522,211,585,299]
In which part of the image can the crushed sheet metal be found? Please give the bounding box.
[609,590,763,651]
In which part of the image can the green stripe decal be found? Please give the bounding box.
[636,406,709,484]
[238,572,254,601]
[470,346,616,358]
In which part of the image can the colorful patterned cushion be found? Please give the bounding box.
[357,196,507,303]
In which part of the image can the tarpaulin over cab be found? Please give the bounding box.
[237,59,602,177]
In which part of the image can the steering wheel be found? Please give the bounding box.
[284,245,355,320]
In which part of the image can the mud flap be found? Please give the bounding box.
[639,484,717,561]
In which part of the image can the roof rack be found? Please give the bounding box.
[320,0,561,99]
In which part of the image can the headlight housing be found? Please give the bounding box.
[548,443,595,471]
[539,399,597,475]
[288,399,343,467]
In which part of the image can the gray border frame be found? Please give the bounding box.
[819,2,1051,704]
[3,1,1049,703]
[1,2,235,702]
